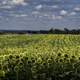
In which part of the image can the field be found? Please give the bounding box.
[0,34,80,80]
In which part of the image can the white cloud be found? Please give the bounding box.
[31,12,63,20]
[11,14,28,17]
[12,0,24,4]
[0,0,27,9]
[60,10,68,16]
[2,1,7,5]
[56,16,62,19]
[51,5,58,8]
[74,7,80,11]
[35,5,42,10]
[69,12,76,16]
[51,15,62,20]
[15,14,28,17]
[46,14,62,20]
[0,0,28,10]
[32,11,40,15]
[43,14,49,17]
[0,5,12,9]
[11,0,27,5]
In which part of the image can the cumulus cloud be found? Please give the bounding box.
[41,14,63,20]
[10,13,28,17]
[51,5,58,8]
[15,14,28,17]
[11,0,27,5]
[0,0,27,9]
[31,11,63,20]
[60,10,68,16]
[32,11,40,15]
[51,15,62,20]
[0,0,27,7]
[74,7,80,11]
[0,5,12,9]
[69,12,76,16]
[35,5,43,10]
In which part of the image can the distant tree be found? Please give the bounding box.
[49,28,54,33]
[54,29,64,34]
[64,28,69,34]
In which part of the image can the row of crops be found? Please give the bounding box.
[0,34,80,80]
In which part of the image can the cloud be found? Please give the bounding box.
[35,5,43,10]
[31,11,63,20]
[0,5,12,9]
[60,10,68,16]
[2,0,26,5]
[32,11,40,15]
[74,7,80,11]
[11,0,27,5]
[51,5,58,9]
[15,14,28,17]
[69,12,76,16]
[51,15,62,20]
[1,0,7,5]
[0,0,27,9]
[10,13,28,17]
[41,14,63,20]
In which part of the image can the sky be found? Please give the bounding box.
[0,0,80,30]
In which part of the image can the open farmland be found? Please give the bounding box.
[0,34,80,80]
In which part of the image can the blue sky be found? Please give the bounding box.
[0,0,80,30]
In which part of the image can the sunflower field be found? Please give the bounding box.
[0,34,80,80]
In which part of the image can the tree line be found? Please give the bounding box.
[0,28,80,34]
